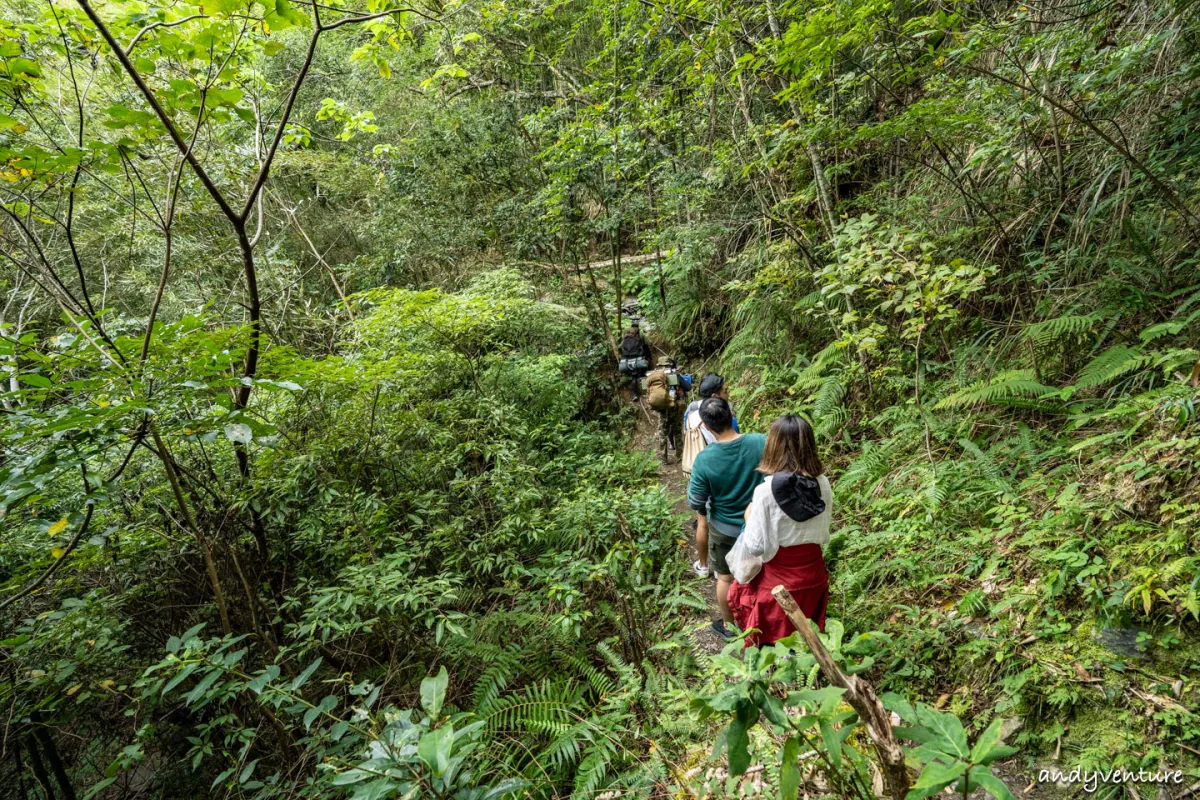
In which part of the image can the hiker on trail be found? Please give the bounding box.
[683,373,739,448]
[680,373,739,577]
[617,323,652,401]
[726,414,832,648]
[686,397,767,640]
[645,356,689,463]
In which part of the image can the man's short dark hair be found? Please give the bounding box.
[699,397,733,434]
[698,372,725,399]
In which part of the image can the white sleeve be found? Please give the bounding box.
[741,487,777,561]
[755,492,780,565]
[729,488,770,584]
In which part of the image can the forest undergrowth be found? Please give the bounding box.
[3,0,1200,796]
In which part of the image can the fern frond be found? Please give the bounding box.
[957,438,1004,484]
[1021,313,1101,346]
[934,370,1057,410]
[1072,344,1151,389]
[571,737,616,800]
[476,680,584,734]
[536,721,593,773]
[562,654,617,699]
[919,466,947,513]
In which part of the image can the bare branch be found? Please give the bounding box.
[75,0,241,225]
[125,14,208,54]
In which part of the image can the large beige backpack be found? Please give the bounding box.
[680,409,706,474]
[645,370,676,411]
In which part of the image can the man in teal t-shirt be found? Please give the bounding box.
[686,397,766,639]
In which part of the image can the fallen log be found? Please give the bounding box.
[771,585,911,800]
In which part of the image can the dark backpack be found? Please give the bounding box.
[619,335,644,359]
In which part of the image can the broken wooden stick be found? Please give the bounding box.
[771,585,911,800]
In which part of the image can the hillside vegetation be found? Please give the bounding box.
[2,0,1199,797]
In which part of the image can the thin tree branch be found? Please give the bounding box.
[125,14,208,54]
[75,0,241,225]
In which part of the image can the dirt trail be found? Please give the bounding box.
[632,401,725,653]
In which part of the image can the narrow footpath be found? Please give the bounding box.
[632,403,724,654]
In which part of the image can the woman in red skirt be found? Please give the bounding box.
[727,414,832,647]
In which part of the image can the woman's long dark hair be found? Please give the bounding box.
[758,414,824,477]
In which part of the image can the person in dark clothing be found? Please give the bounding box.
[618,323,652,401]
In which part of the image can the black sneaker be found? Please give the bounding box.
[711,619,734,640]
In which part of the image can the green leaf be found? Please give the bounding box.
[81,776,117,800]
[178,623,206,645]
[247,664,280,693]
[19,373,51,388]
[420,666,448,718]
[224,423,252,444]
[779,736,801,800]
[162,662,199,695]
[209,87,244,106]
[906,760,968,799]
[350,778,402,800]
[478,778,529,800]
[978,744,1019,765]
[330,769,372,786]
[209,0,246,15]
[183,668,222,705]
[726,717,750,777]
[706,684,749,711]
[417,725,452,776]
[3,57,41,79]
[210,767,235,789]
[238,759,259,784]
[968,718,1006,763]
[968,767,1018,800]
[913,704,969,758]
[761,693,789,728]
[263,0,305,30]
[0,113,28,133]
[291,657,322,691]
[302,695,338,729]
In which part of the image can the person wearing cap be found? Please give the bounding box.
[683,372,739,445]
[725,414,832,647]
[683,372,738,579]
[651,355,688,461]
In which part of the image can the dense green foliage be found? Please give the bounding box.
[3,0,1200,796]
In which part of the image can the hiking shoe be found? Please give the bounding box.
[692,560,710,578]
[711,619,734,640]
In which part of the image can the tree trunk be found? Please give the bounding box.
[31,724,75,800]
[23,735,55,800]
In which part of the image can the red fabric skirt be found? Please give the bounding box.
[728,543,828,648]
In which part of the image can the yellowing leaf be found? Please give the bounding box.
[66,684,82,696]
[51,547,65,559]
[48,518,68,536]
